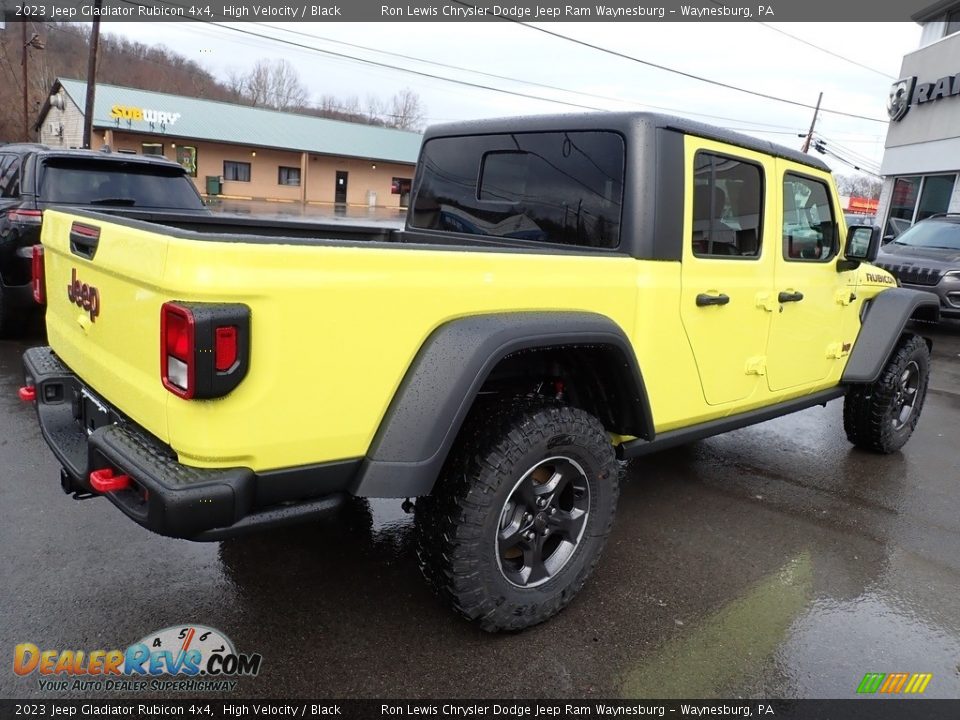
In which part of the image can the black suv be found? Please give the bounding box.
[0,144,208,335]
[876,214,960,319]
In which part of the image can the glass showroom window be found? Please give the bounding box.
[886,174,956,238]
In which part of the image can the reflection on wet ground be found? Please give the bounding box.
[1,322,959,698]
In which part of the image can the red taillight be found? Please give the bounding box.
[160,301,249,400]
[161,302,195,398]
[214,326,238,371]
[31,245,45,304]
[7,208,42,224]
[18,385,36,402]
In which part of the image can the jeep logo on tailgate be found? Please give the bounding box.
[67,269,101,321]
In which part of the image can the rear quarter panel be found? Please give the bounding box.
[163,238,639,470]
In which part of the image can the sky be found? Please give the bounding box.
[108,21,923,176]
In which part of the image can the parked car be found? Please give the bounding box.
[0,144,209,335]
[876,214,960,318]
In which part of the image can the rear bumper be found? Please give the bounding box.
[22,346,351,540]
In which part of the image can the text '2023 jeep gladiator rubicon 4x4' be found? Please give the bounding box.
[21,113,938,631]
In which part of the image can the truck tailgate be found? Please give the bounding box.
[42,210,171,443]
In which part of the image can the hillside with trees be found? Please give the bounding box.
[0,22,426,142]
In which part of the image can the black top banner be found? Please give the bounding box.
[3,700,960,720]
[0,0,943,22]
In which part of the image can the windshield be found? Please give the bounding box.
[39,159,205,210]
[893,220,960,250]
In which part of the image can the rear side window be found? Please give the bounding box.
[38,159,204,210]
[691,152,763,259]
[411,131,624,248]
[783,173,838,262]
[0,154,21,198]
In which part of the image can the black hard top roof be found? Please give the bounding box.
[0,143,184,168]
[422,112,830,173]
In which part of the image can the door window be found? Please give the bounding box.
[691,152,763,258]
[782,174,838,262]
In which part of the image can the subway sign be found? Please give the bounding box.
[887,72,960,121]
[110,104,182,126]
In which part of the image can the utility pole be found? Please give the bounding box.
[82,0,103,149]
[21,22,29,142]
[801,92,823,154]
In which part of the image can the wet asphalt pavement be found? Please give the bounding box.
[1,321,959,700]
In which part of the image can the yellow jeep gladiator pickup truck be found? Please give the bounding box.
[21,113,939,631]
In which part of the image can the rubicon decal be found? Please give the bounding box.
[13,625,261,692]
[67,269,100,321]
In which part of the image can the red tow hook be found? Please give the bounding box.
[18,386,36,402]
[89,468,132,493]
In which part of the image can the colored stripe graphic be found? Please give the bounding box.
[857,672,932,694]
[857,673,885,694]
[880,673,909,694]
[906,674,933,694]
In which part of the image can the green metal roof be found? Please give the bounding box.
[57,78,422,165]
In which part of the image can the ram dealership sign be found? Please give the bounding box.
[888,72,960,121]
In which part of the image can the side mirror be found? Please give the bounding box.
[838,225,881,271]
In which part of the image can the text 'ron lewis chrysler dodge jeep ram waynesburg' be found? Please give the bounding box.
[21,114,939,631]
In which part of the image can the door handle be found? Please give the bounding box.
[778,291,804,303]
[696,293,730,307]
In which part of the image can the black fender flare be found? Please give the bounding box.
[349,311,653,498]
[842,288,939,384]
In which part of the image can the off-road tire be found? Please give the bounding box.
[415,398,620,632]
[844,333,930,453]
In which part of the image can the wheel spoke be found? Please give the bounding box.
[499,521,526,551]
[523,539,550,585]
[548,507,587,540]
[541,470,565,494]
[513,477,539,512]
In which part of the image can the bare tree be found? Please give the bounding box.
[835,174,883,200]
[224,67,248,102]
[364,94,387,125]
[237,59,308,112]
[389,87,426,131]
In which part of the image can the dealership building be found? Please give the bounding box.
[877,3,960,236]
[35,78,422,208]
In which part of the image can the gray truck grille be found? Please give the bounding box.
[875,262,943,287]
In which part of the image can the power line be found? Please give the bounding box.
[705,4,895,80]
[812,140,881,176]
[450,0,890,124]
[116,0,613,114]
[815,133,883,168]
[250,22,810,133]
[754,22,895,80]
